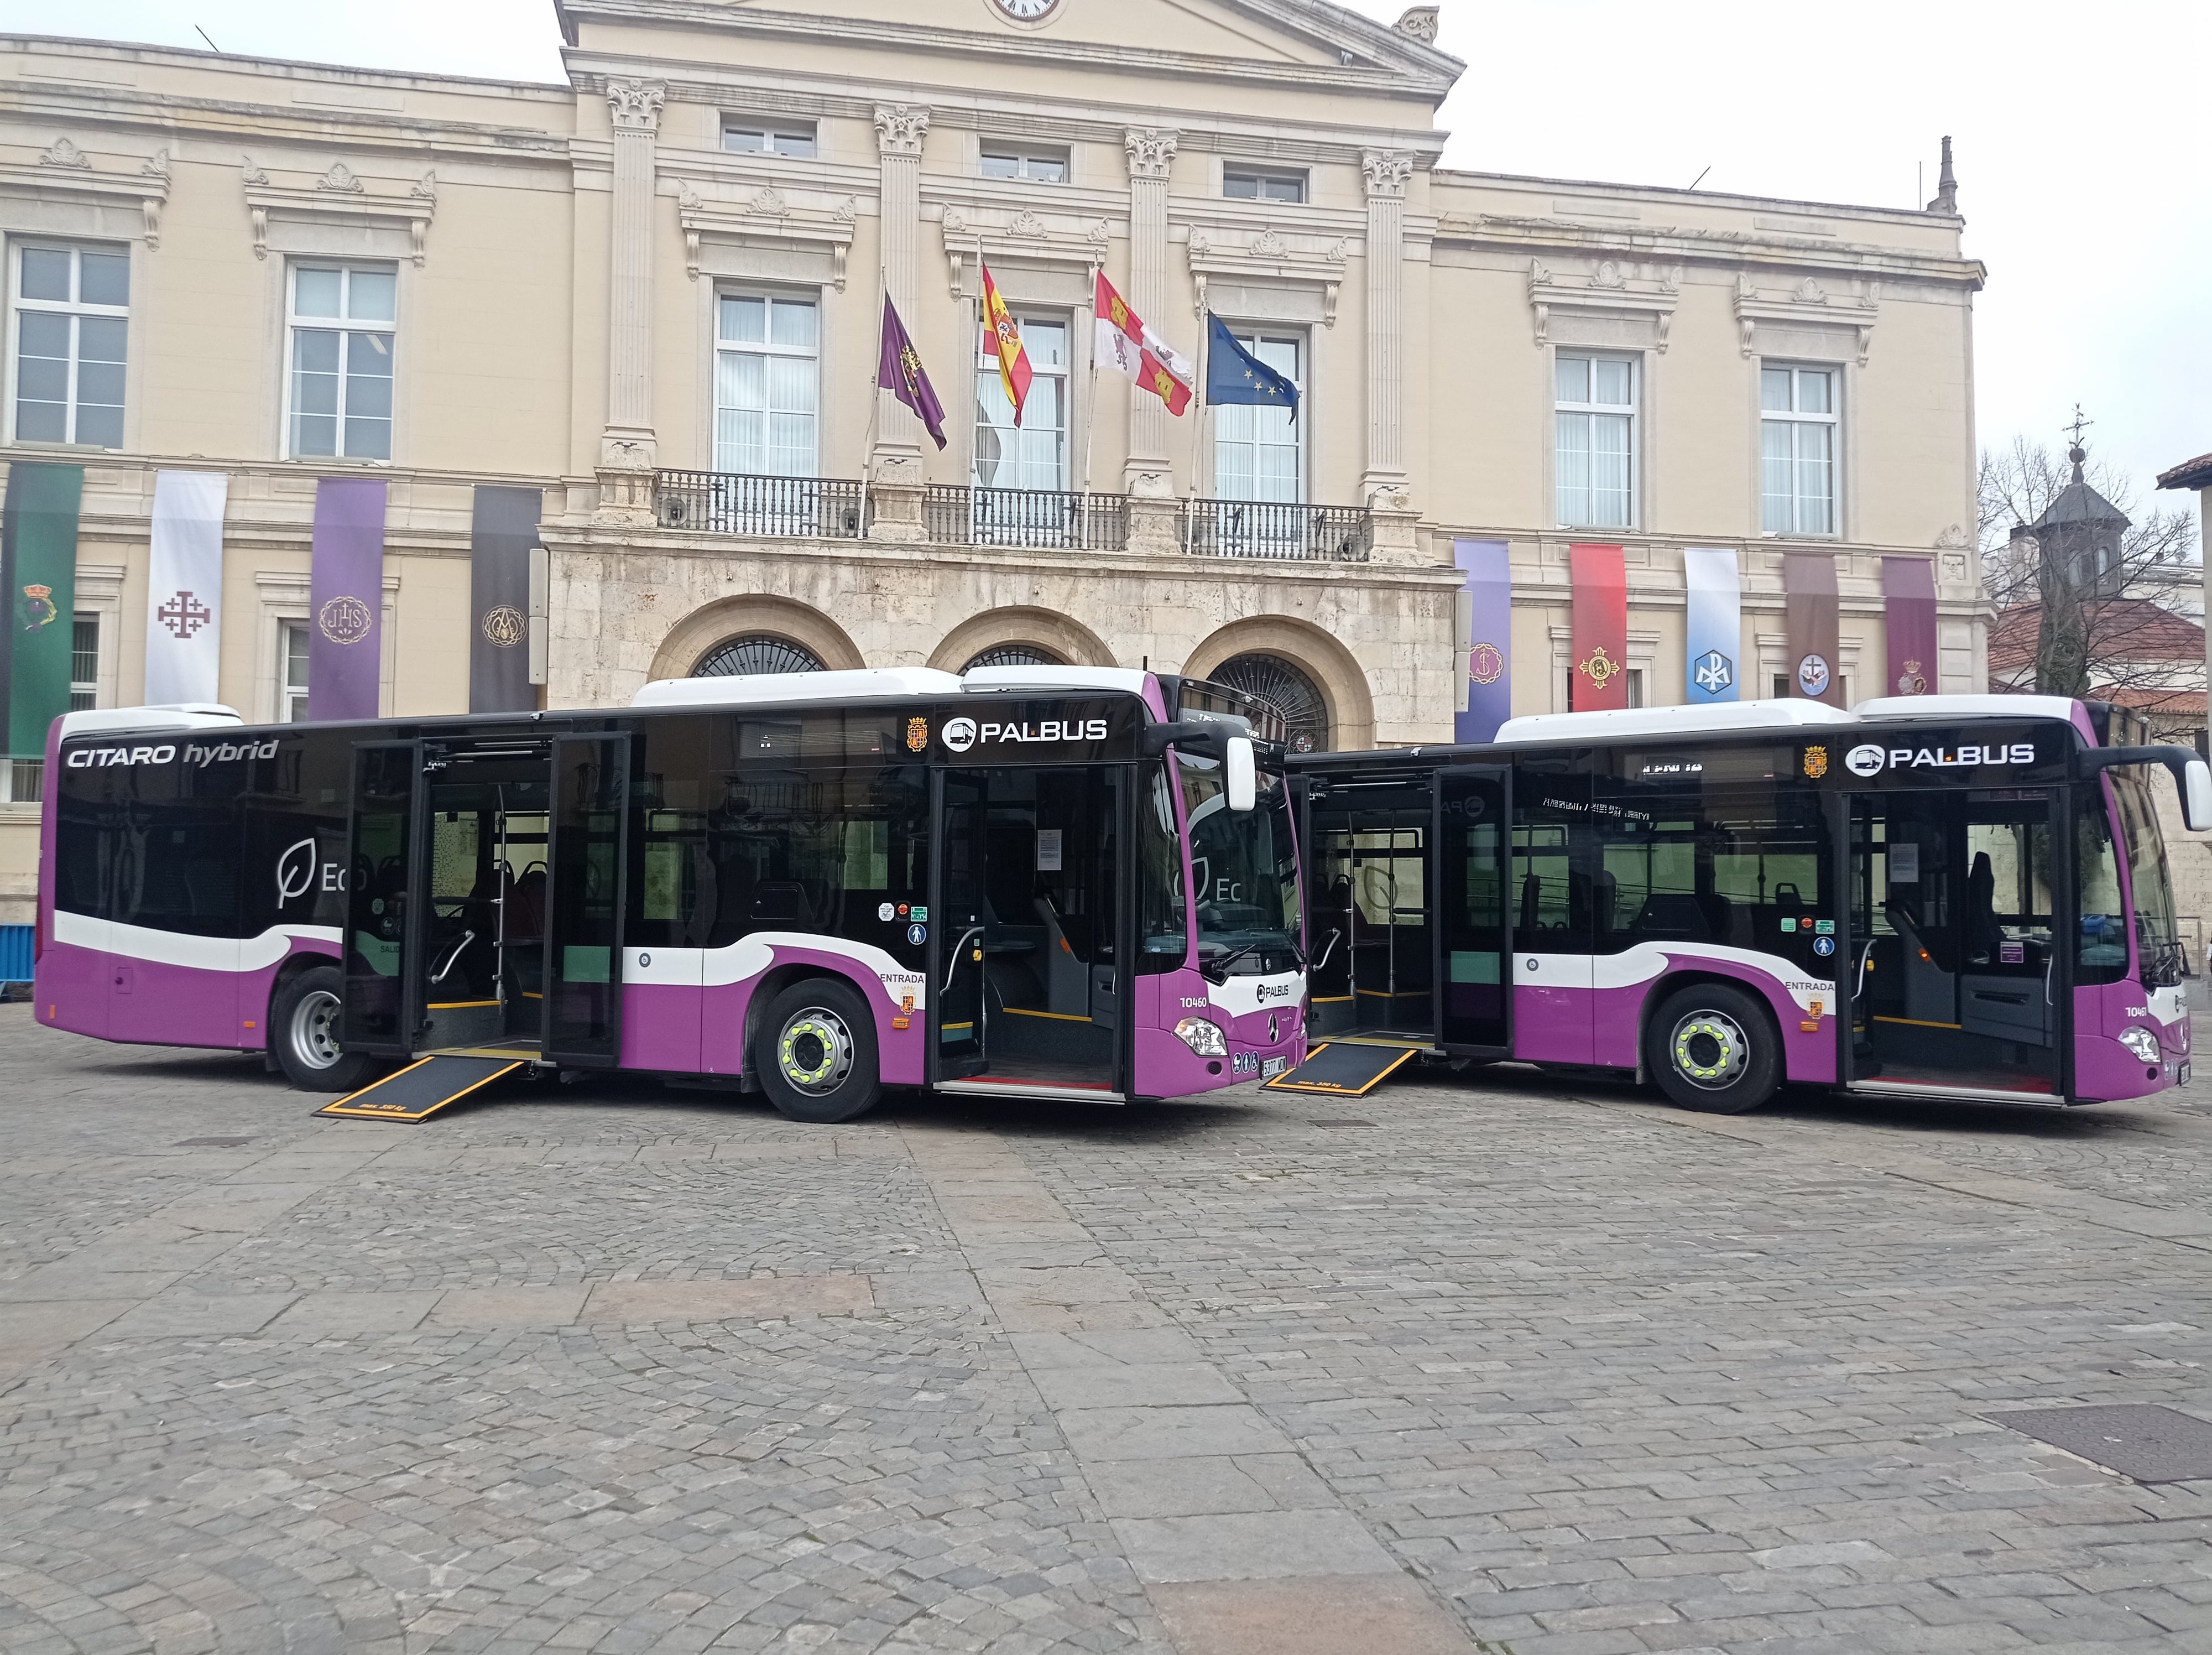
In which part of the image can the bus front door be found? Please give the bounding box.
[1841,787,2069,1100]
[933,771,989,1082]
[343,741,427,1057]
[1434,767,1513,1054]
[541,735,630,1068]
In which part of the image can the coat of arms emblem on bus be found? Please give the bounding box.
[481,605,526,648]
[19,583,58,631]
[1468,641,1504,686]
[317,594,374,646]
[904,716,929,753]
[1802,745,1829,780]
[1578,644,1621,693]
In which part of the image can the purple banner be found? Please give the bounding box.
[1881,556,1938,696]
[1454,538,1512,743]
[308,477,387,722]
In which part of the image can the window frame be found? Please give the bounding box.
[1759,361,1841,538]
[281,261,399,463]
[712,288,822,479]
[279,618,312,724]
[720,119,818,158]
[8,239,131,450]
[1553,350,1640,530]
[1209,324,1306,505]
[69,613,99,712]
[1222,165,1307,204]
[973,309,1073,493]
[979,142,1071,184]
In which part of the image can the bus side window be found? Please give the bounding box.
[1136,764,1185,973]
[2075,782,2128,985]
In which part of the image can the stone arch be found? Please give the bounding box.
[648,594,864,682]
[926,606,1117,674]
[1183,615,1375,752]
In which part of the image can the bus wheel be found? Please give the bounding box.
[1647,984,1778,1115]
[756,979,882,1124]
[271,965,375,1093]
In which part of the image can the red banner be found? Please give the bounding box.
[1569,543,1628,710]
[1881,556,1938,696]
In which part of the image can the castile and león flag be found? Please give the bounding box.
[1093,270,1193,415]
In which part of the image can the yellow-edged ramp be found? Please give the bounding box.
[317,1053,525,1123]
[1261,1040,1418,1096]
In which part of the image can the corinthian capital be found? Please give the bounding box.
[1361,149,1413,199]
[607,78,666,134]
[874,104,930,157]
[1124,128,1178,182]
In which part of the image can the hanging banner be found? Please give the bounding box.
[1682,547,1741,705]
[1568,542,1627,711]
[308,477,387,722]
[1881,556,1938,697]
[144,470,230,707]
[0,461,84,758]
[1783,551,1843,706]
[1453,537,1511,742]
[469,485,541,714]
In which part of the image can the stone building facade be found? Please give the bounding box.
[0,0,1988,920]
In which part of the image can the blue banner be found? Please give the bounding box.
[1683,547,1741,704]
[1454,538,1511,742]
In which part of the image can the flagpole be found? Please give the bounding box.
[860,301,883,536]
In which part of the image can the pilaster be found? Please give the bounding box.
[1361,149,1411,513]
[595,77,665,527]
[870,102,930,521]
[1123,128,1177,499]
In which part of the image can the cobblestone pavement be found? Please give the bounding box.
[2,1003,2209,1655]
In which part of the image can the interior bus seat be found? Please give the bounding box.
[1884,903,1957,1026]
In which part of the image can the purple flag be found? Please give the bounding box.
[309,477,387,722]
[878,296,947,450]
[1454,538,1512,743]
[1881,555,1938,696]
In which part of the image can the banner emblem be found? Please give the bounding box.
[1693,650,1733,695]
[1468,641,1505,686]
[1895,658,1928,695]
[318,594,374,646]
[19,583,58,631]
[1796,652,1832,697]
[1578,645,1622,694]
[481,605,526,649]
[1802,745,1829,780]
[155,590,212,639]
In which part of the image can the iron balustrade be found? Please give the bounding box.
[926,486,1129,551]
[1184,498,1372,562]
[655,471,867,538]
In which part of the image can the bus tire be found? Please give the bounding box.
[755,978,882,1125]
[271,965,375,1093]
[1646,983,1779,1115]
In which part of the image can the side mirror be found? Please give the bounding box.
[2187,759,2212,832]
[1225,736,1256,813]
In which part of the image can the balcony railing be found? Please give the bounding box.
[1184,498,1373,563]
[926,486,1129,551]
[655,470,867,539]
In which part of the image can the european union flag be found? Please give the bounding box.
[1205,314,1298,420]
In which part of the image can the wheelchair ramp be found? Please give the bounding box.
[1261,1040,1417,1097]
[316,1054,525,1123]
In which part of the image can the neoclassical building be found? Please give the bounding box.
[0,0,1988,921]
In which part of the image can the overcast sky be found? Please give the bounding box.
[14,0,2208,538]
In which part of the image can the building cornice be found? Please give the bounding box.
[1437,214,1985,289]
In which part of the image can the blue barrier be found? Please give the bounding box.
[0,924,30,985]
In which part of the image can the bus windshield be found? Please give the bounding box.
[1180,756,1300,974]
[2109,771,2182,987]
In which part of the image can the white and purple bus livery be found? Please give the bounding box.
[1291,695,2212,1113]
[35,666,1305,1122]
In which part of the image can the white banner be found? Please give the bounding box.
[144,470,229,706]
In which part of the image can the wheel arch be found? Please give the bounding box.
[742,963,881,1086]
[1640,966,1794,1082]
[266,950,343,1035]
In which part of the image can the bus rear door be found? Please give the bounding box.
[1434,766,1512,1054]
[343,741,426,1057]
[542,734,630,1068]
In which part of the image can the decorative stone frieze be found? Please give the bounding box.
[1734,272,1881,365]
[1527,256,1682,351]
[0,136,171,247]
[679,182,856,287]
[238,158,437,264]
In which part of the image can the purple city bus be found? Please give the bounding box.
[34,667,1305,1122]
[1290,695,2212,1113]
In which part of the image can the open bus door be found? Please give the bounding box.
[541,734,630,1067]
[343,740,428,1057]
[1434,765,1514,1055]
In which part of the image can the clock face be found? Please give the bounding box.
[993,0,1061,19]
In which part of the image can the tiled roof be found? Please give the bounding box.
[1990,596,2204,673]
[2158,452,2212,491]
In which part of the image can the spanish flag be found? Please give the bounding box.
[979,259,1032,426]
[1093,270,1193,417]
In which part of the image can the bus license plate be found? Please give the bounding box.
[1261,1056,1287,1079]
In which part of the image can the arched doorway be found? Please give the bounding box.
[1209,652,1330,753]
[962,643,1063,670]
[692,634,825,676]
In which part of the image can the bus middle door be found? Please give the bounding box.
[541,734,632,1068]
[931,769,989,1081]
[1434,766,1513,1054]
[343,740,428,1057]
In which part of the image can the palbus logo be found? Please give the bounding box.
[942,716,978,753]
[1845,745,1886,777]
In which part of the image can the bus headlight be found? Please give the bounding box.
[2119,1027,2159,1064]
[1174,1016,1228,1057]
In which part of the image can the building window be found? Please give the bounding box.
[963,643,1062,670]
[716,293,818,477]
[69,615,98,711]
[12,242,128,447]
[1,759,41,805]
[1762,365,1837,535]
[722,121,817,158]
[693,634,825,676]
[1555,353,1636,528]
[1213,329,1302,503]
[280,620,312,722]
[1625,668,1646,709]
[1224,168,1306,203]
[1209,653,1328,753]
[980,144,1068,183]
[286,263,396,460]
[975,314,1069,491]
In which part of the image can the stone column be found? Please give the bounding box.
[594,77,666,528]
[1122,128,1181,556]
[869,103,930,542]
[1361,148,1418,563]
